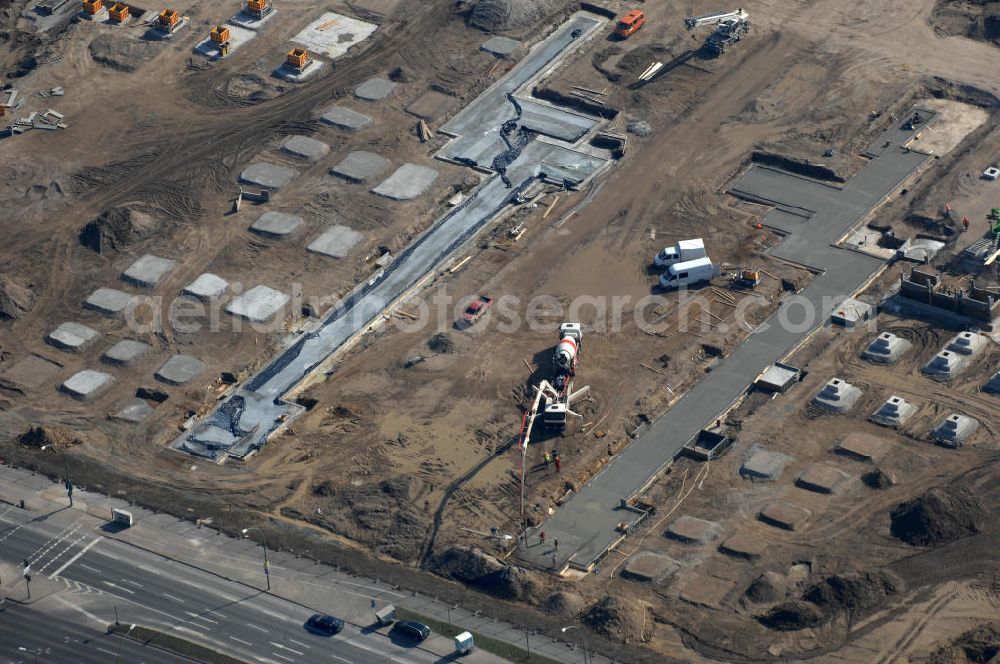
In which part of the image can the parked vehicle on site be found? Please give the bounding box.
[305,613,345,636]
[458,295,492,328]
[614,9,646,39]
[391,620,431,643]
[658,256,717,290]
[653,238,706,269]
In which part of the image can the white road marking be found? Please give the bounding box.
[102,581,135,594]
[162,592,185,604]
[229,636,253,646]
[39,533,90,574]
[80,564,102,574]
[287,638,310,649]
[330,655,353,664]
[182,621,210,632]
[271,654,294,663]
[207,609,228,619]
[186,611,218,624]
[96,647,117,656]
[54,595,106,626]
[137,564,162,576]
[49,537,100,579]
[269,642,303,656]
[247,623,268,633]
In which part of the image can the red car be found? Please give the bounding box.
[459,295,493,328]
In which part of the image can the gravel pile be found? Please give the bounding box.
[468,0,569,32]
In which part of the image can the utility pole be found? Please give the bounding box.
[241,528,270,591]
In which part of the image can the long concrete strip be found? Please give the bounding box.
[517,110,937,571]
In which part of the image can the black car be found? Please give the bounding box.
[305,613,344,636]
[390,620,431,642]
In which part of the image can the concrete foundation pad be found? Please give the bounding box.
[227,8,278,31]
[281,135,329,162]
[240,162,300,190]
[193,24,256,60]
[830,298,873,327]
[113,398,154,423]
[274,60,325,83]
[719,532,768,559]
[922,350,967,380]
[307,225,364,258]
[740,449,791,481]
[320,106,372,131]
[406,90,454,122]
[0,354,62,389]
[226,285,289,322]
[870,394,917,427]
[80,7,108,21]
[250,211,304,239]
[759,502,811,531]
[122,254,177,288]
[985,371,1000,394]
[61,369,114,400]
[862,332,912,364]
[183,273,229,301]
[355,77,396,102]
[932,413,979,447]
[796,464,850,494]
[146,17,189,40]
[47,322,99,352]
[812,377,863,414]
[666,515,721,544]
[621,551,678,583]
[155,354,206,386]
[836,432,890,461]
[481,36,521,58]
[102,339,152,366]
[291,11,377,59]
[330,151,389,183]
[85,287,134,316]
[680,575,737,609]
[947,331,988,356]
[372,163,438,200]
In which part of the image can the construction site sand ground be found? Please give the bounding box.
[2,0,1000,661]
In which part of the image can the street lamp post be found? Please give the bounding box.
[241,527,270,591]
[41,444,72,507]
[561,625,590,664]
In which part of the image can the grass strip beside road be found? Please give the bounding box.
[396,608,568,664]
[108,623,248,664]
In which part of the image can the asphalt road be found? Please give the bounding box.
[0,503,455,664]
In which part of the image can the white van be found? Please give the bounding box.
[653,238,706,268]
[658,256,716,290]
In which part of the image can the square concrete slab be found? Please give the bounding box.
[102,339,152,367]
[307,225,364,258]
[796,464,850,494]
[61,369,114,400]
[281,135,329,162]
[621,551,678,583]
[240,162,300,190]
[740,449,790,481]
[226,285,289,322]
[758,502,811,531]
[406,90,454,122]
[372,163,439,200]
[666,516,721,544]
[0,354,62,389]
[155,354,206,386]
[122,254,177,288]
[228,7,278,31]
[355,77,396,102]
[250,211,304,239]
[291,11,377,59]
[193,23,256,60]
[274,60,326,83]
[836,432,890,461]
[320,106,372,131]
[481,35,521,58]
[84,287,134,316]
[719,532,768,559]
[680,575,736,608]
[330,150,389,183]
[183,273,229,301]
[47,322,99,352]
[113,397,154,423]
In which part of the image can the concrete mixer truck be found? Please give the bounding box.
[553,323,582,390]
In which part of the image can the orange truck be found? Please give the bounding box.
[614,9,646,39]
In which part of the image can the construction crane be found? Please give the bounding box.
[684,8,750,56]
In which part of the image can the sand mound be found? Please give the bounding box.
[890,487,985,546]
[758,600,826,631]
[744,571,788,604]
[89,35,161,73]
[0,273,36,320]
[19,425,82,448]
[468,0,569,32]
[540,591,585,617]
[803,570,904,615]
[427,332,456,354]
[432,547,539,601]
[930,622,1000,664]
[79,206,157,254]
[583,596,646,644]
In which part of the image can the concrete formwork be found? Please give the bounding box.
[155,354,206,386]
[85,287,134,316]
[870,394,917,427]
[61,369,114,400]
[183,273,229,301]
[811,377,862,414]
[330,151,389,183]
[102,339,151,366]
[932,413,979,447]
[481,36,521,59]
[113,398,154,423]
[922,349,966,380]
[796,464,850,494]
[250,211,304,239]
[281,135,330,162]
[354,77,396,102]
[621,551,678,583]
[320,106,372,131]
[225,285,289,322]
[836,432,890,461]
[946,331,988,356]
[372,163,439,200]
[758,502,811,531]
[307,225,364,259]
[47,322,99,352]
[240,162,299,190]
[862,331,911,364]
[666,516,721,544]
[740,449,790,481]
[122,254,177,288]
